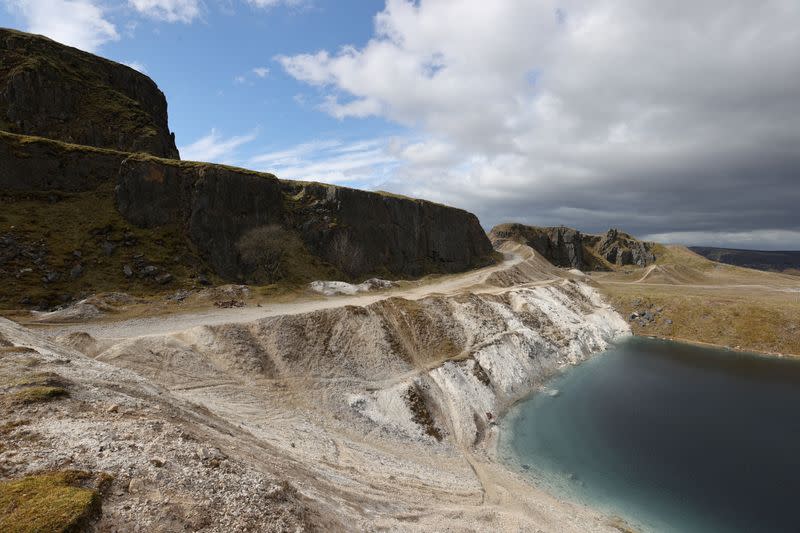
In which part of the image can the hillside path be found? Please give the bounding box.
[34,249,539,341]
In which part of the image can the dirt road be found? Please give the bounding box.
[34,246,545,340]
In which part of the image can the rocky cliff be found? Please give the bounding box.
[490,223,656,270]
[116,158,494,280]
[586,228,656,267]
[281,181,494,278]
[0,131,494,308]
[490,224,584,268]
[0,28,179,158]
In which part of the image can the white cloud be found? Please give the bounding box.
[234,75,247,84]
[179,128,258,164]
[252,66,270,78]
[279,0,800,247]
[248,138,397,185]
[124,61,148,74]
[6,0,119,52]
[246,0,306,8]
[128,0,201,23]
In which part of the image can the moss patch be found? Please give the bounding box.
[0,471,101,533]
[7,386,68,405]
[1,370,70,406]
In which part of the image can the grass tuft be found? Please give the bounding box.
[7,386,68,405]
[0,471,101,533]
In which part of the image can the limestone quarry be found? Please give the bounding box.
[1,242,633,531]
[7,24,796,533]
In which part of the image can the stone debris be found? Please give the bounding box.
[308,278,396,296]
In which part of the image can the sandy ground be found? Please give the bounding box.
[2,243,636,532]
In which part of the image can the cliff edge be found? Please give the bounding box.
[0,131,494,308]
[0,28,179,158]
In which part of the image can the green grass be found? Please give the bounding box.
[0,183,215,309]
[0,471,101,533]
[7,386,68,405]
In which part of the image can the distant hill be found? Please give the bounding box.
[0,27,179,158]
[489,223,656,271]
[689,246,800,272]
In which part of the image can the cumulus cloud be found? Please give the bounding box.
[128,0,201,23]
[5,0,119,52]
[279,0,800,249]
[179,128,258,164]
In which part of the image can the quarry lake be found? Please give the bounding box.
[500,337,800,532]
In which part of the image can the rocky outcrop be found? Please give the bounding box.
[490,223,583,268]
[585,228,656,267]
[116,158,285,280]
[0,28,178,158]
[1,130,494,291]
[0,131,125,191]
[116,158,494,280]
[490,223,656,270]
[282,182,494,277]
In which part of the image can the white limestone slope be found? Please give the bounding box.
[347,282,629,448]
[21,242,633,531]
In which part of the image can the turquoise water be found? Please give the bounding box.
[500,337,800,532]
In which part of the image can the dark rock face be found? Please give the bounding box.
[2,129,494,283]
[0,28,179,158]
[116,159,285,279]
[592,228,656,267]
[0,131,125,191]
[490,223,656,269]
[116,159,494,280]
[490,223,584,268]
[283,182,494,277]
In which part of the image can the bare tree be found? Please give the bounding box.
[236,225,304,283]
[328,231,365,277]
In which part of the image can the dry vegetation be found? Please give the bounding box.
[594,245,800,356]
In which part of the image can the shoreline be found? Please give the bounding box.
[639,333,800,359]
[483,334,645,533]
[487,333,800,533]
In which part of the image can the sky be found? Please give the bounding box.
[2,0,799,250]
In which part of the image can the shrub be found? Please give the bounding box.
[236,225,306,284]
[328,231,366,278]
